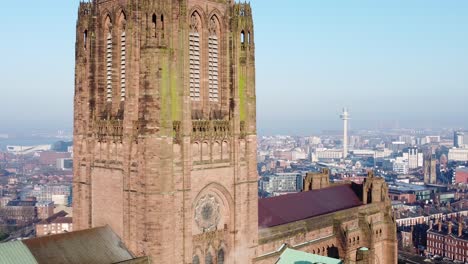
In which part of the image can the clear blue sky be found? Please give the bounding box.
[0,1,467,135]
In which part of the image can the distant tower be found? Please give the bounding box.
[340,108,350,158]
[454,131,464,148]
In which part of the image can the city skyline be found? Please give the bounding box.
[1,0,468,135]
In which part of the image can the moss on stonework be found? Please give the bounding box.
[239,70,246,121]
[161,53,171,131]
[170,62,180,121]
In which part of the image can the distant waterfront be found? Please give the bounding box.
[0,137,72,151]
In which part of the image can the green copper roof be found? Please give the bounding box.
[277,248,343,264]
[0,241,38,264]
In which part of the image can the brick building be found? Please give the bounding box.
[72,1,397,263]
[427,218,468,262]
[36,201,54,220]
[36,211,72,237]
[0,200,37,227]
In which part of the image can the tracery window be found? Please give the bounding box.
[189,12,201,101]
[208,16,219,102]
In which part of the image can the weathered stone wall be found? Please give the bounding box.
[74,1,258,263]
[255,202,397,264]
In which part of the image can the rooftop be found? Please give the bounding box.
[0,226,151,264]
[276,248,343,264]
[258,184,362,228]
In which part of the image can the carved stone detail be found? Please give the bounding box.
[192,120,231,142]
[94,119,123,142]
[195,195,220,232]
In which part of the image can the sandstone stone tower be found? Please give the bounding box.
[73,1,258,263]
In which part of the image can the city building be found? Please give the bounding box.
[393,157,409,175]
[6,145,51,155]
[426,219,468,262]
[36,201,54,220]
[36,210,73,237]
[1,200,37,227]
[259,173,303,196]
[454,131,465,148]
[388,183,436,202]
[26,185,72,206]
[313,149,344,161]
[454,167,468,185]
[403,147,423,169]
[449,148,468,162]
[56,158,73,170]
[64,1,400,263]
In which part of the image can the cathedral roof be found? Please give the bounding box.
[0,226,150,264]
[276,248,343,264]
[258,185,362,228]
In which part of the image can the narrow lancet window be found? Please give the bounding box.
[217,249,225,264]
[189,13,201,101]
[152,14,157,38]
[84,30,88,49]
[208,17,220,102]
[106,31,113,102]
[161,14,165,38]
[241,31,245,44]
[120,30,126,101]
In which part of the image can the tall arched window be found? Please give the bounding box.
[240,30,245,44]
[119,13,127,102]
[217,249,224,264]
[105,17,113,103]
[193,255,200,264]
[152,14,157,38]
[189,12,202,101]
[161,14,165,38]
[84,30,88,50]
[205,252,213,264]
[208,16,220,102]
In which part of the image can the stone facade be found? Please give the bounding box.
[304,168,330,191]
[255,173,398,264]
[73,1,257,263]
[74,1,397,263]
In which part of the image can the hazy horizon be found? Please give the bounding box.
[1,0,467,135]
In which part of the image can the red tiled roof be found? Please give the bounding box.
[258,185,363,228]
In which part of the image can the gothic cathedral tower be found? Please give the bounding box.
[73,1,258,263]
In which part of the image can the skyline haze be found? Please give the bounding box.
[1,0,467,135]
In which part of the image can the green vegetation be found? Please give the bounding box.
[239,71,246,121]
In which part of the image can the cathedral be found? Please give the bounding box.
[73,1,397,263]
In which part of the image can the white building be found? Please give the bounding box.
[312,149,343,162]
[393,157,409,174]
[260,173,302,194]
[448,148,468,162]
[403,147,423,169]
[6,145,51,155]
